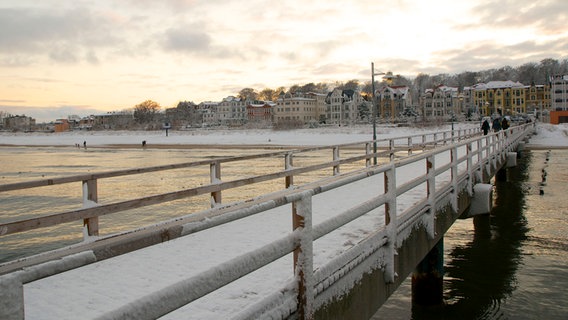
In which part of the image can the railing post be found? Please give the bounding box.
[333,146,340,175]
[407,137,413,155]
[82,179,99,238]
[433,133,438,147]
[389,139,394,162]
[384,164,397,283]
[210,160,222,207]
[422,134,427,151]
[425,156,436,238]
[450,146,458,212]
[365,142,372,167]
[467,142,474,195]
[285,152,294,188]
[293,192,314,320]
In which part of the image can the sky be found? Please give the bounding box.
[1,0,567,123]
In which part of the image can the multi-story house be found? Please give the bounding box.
[377,85,412,121]
[551,75,568,111]
[217,96,248,126]
[2,115,35,131]
[468,81,526,117]
[420,85,460,120]
[93,111,134,130]
[326,88,365,126]
[247,101,273,125]
[525,82,551,115]
[199,101,220,126]
[274,92,326,125]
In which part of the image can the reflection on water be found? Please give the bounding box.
[375,150,568,319]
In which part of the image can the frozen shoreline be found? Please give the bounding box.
[0,122,567,149]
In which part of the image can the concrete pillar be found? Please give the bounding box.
[412,238,444,307]
[469,183,493,216]
[506,152,517,168]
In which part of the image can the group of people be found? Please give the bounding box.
[481,116,510,135]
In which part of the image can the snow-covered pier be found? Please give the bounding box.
[0,124,534,320]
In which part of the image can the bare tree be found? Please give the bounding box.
[238,88,258,101]
[133,100,161,124]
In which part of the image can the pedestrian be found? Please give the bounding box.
[501,117,510,130]
[492,118,502,132]
[142,140,146,147]
[83,141,87,149]
[481,119,490,135]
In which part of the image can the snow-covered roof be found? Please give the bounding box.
[473,80,524,90]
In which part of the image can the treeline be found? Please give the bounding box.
[236,57,568,102]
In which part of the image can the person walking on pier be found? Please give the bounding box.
[482,118,490,135]
[492,117,502,132]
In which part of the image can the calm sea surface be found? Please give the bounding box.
[1,146,567,319]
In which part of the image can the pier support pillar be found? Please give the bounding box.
[469,183,493,217]
[411,238,444,307]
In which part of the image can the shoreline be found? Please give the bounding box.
[0,143,303,150]
[2,143,568,151]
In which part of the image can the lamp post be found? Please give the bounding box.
[371,62,385,165]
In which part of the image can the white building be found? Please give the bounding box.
[274,92,327,125]
[217,96,248,126]
[551,75,568,111]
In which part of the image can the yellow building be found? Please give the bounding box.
[471,81,526,117]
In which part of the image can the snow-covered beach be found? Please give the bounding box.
[1,122,567,148]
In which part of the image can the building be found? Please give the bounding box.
[468,81,526,117]
[93,111,134,130]
[53,119,70,132]
[2,115,35,131]
[274,92,326,125]
[551,75,568,111]
[377,85,412,121]
[217,96,248,126]
[198,101,220,127]
[420,85,460,120]
[247,101,273,124]
[325,89,365,126]
[525,82,551,115]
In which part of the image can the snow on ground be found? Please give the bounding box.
[526,122,568,148]
[1,124,457,147]
[0,122,566,148]
[2,122,566,320]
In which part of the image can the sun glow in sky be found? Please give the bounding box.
[1,0,567,122]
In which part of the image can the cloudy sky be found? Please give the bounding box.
[1,0,567,122]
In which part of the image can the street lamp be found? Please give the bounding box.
[371,62,386,165]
